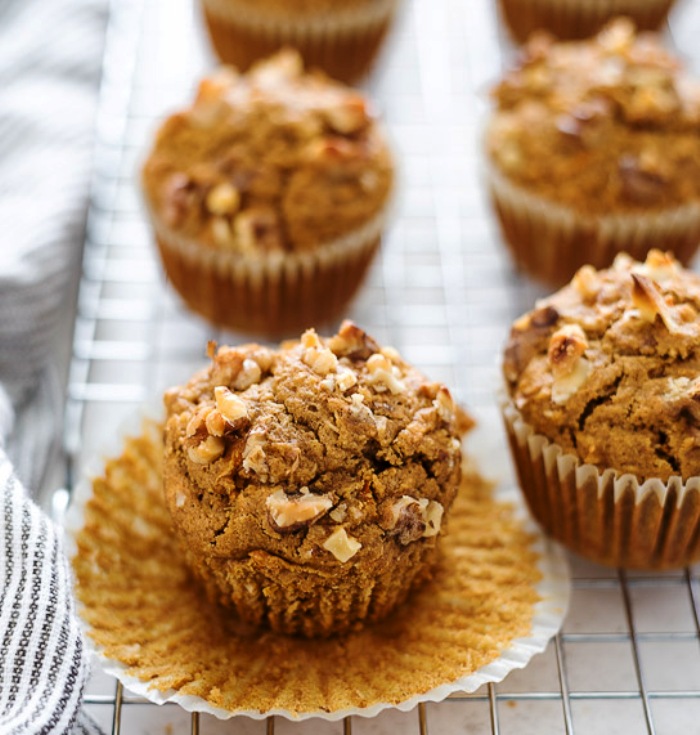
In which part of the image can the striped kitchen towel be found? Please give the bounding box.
[0,0,109,731]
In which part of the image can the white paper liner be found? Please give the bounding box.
[498,0,676,42]
[486,161,700,286]
[501,397,700,569]
[64,403,570,721]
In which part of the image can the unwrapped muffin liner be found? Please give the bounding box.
[65,407,570,722]
[502,399,700,570]
[487,163,700,287]
[149,200,389,338]
[201,0,400,83]
[498,0,676,43]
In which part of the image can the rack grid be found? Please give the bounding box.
[63,0,700,732]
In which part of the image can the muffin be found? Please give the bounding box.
[485,19,700,287]
[501,250,700,569]
[162,321,470,637]
[141,51,394,338]
[498,0,677,43]
[200,0,401,84]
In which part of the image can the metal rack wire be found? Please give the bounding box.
[63,0,700,732]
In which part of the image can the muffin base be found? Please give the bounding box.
[201,0,399,83]
[68,419,569,720]
[488,164,700,287]
[183,532,434,638]
[498,0,676,43]
[151,207,386,338]
[502,400,700,570]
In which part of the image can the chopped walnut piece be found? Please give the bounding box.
[433,386,456,423]
[323,97,368,135]
[266,488,333,531]
[572,265,599,302]
[327,320,380,359]
[185,405,211,438]
[634,249,679,284]
[547,324,589,379]
[233,207,281,252]
[301,329,339,377]
[188,435,225,464]
[366,353,406,394]
[322,527,362,563]
[551,357,592,405]
[215,386,248,423]
[205,409,226,437]
[242,431,268,479]
[630,273,682,334]
[206,182,240,216]
[234,358,263,390]
[384,496,445,544]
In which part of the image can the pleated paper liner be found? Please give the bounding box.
[66,415,570,722]
[502,400,700,570]
[487,163,700,288]
[498,0,676,43]
[149,200,388,339]
[200,0,400,83]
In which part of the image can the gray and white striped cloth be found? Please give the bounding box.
[0,0,108,731]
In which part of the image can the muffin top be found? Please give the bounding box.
[141,51,393,254]
[163,321,470,567]
[487,19,700,214]
[503,250,700,482]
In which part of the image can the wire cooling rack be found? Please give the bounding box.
[61,0,700,732]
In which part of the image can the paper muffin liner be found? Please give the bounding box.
[201,0,400,83]
[65,407,570,722]
[487,163,700,288]
[149,200,389,338]
[498,0,676,43]
[501,398,700,570]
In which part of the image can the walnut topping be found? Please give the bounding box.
[433,386,455,423]
[234,358,262,390]
[232,207,281,252]
[187,435,225,464]
[301,329,339,377]
[322,527,362,563]
[572,265,599,302]
[323,97,368,135]
[327,320,380,359]
[185,405,211,438]
[266,488,333,531]
[384,496,445,544]
[242,431,268,478]
[551,357,592,405]
[630,273,682,334]
[366,353,406,394]
[329,502,347,523]
[205,409,227,437]
[215,386,248,423]
[547,324,589,379]
[634,249,679,284]
[206,182,240,216]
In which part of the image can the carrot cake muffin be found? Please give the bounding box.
[486,19,700,287]
[162,321,471,637]
[200,0,401,83]
[498,0,677,44]
[502,250,700,568]
[141,51,394,337]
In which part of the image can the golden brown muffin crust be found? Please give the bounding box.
[503,251,700,482]
[142,50,393,253]
[487,20,700,214]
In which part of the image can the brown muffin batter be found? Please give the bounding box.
[487,19,700,214]
[163,321,472,636]
[141,50,393,253]
[503,250,700,482]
